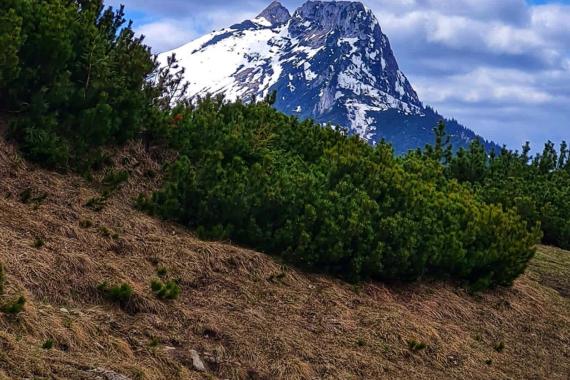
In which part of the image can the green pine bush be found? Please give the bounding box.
[140,98,541,289]
[0,0,160,171]
[42,339,55,350]
[32,237,45,249]
[407,340,427,352]
[101,169,129,194]
[97,282,133,304]
[446,137,570,249]
[151,279,181,300]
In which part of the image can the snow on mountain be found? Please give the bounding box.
[159,1,498,153]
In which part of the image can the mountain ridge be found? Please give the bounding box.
[159,1,499,153]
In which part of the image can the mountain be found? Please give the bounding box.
[159,1,498,154]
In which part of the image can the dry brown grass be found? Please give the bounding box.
[0,135,568,379]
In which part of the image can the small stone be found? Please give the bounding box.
[60,308,69,314]
[190,349,206,372]
[90,368,131,380]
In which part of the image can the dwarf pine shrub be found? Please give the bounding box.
[0,0,160,171]
[84,196,107,212]
[151,279,181,300]
[101,169,129,195]
[4,0,564,291]
[156,267,168,277]
[32,237,44,249]
[445,135,570,249]
[97,282,133,304]
[140,98,540,289]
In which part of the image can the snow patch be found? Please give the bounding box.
[338,37,359,55]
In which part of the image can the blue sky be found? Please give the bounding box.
[107,0,570,150]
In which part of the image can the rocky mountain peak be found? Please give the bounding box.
[294,1,371,31]
[257,1,291,26]
[159,0,496,153]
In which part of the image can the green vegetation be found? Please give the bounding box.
[148,337,160,348]
[1,296,26,314]
[150,279,181,300]
[42,339,55,350]
[156,267,168,277]
[407,339,427,352]
[19,188,47,206]
[0,0,164,171]
[98,226,110,238]
[85,196,107,212]
[3,0,569,291]
[32,237,45,249]
[138,97,539,288]
[97,282,133,304]
[101,169,129,194]
[439,126,570,250]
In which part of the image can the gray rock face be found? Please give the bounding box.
[293,1,374,40]
[273,1,422,139]
[257,1,291,26]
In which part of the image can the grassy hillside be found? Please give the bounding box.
[0,134,568,379]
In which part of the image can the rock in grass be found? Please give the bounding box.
[90,368,131,380]
[190,349,206,372]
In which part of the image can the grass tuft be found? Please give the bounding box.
[42,339,55,350]
[85,196,106,212]
[1,296,26,314]
[97,282,133,304]
[151,279,181,300]
[32,237,44,249]
[407,339,427,352]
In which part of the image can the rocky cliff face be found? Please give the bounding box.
[257,1,291,26]
[159,1,498,153]
[272,0,422,140]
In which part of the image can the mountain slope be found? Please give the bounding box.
[159,1,498,153]
[0,130,568,379]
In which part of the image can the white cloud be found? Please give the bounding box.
[137,20,199,53]
[133,10,257,52]
[364,0,570,147]
[415,67,555,105]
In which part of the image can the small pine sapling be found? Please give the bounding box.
[151,279,181,300]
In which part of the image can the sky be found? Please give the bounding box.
[106,0,570,150]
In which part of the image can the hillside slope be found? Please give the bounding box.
[0,135,568,380]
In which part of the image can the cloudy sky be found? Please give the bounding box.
[106,0,570,150]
